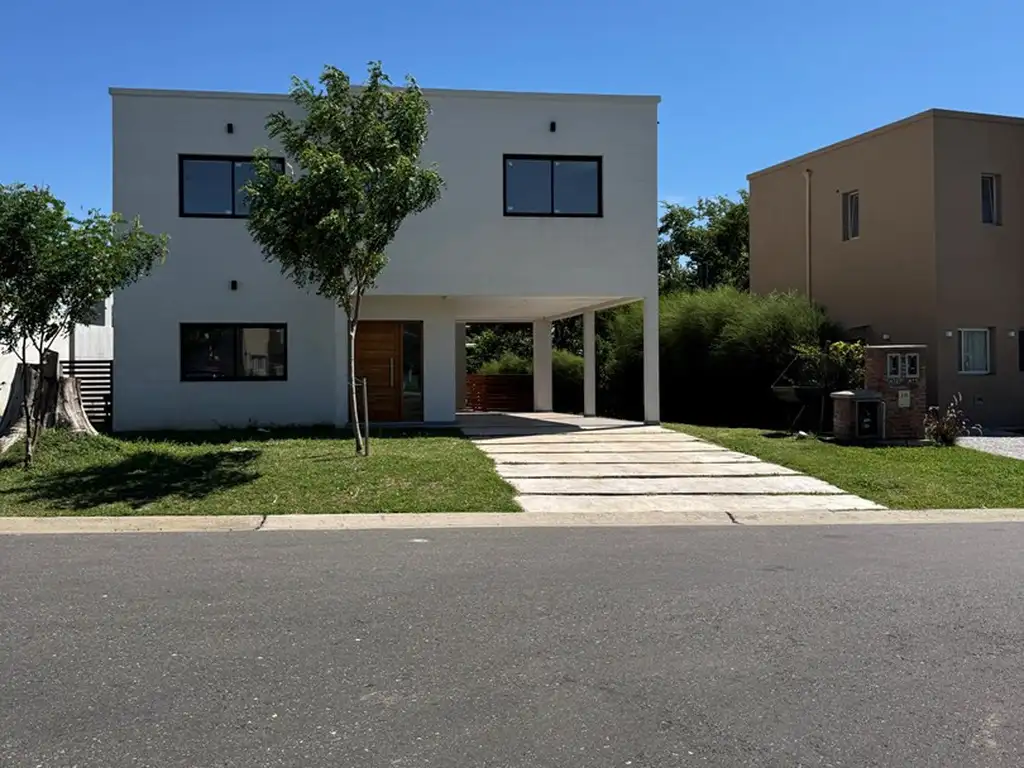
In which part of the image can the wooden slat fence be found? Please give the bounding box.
[60,360,113,432]
[465,374,533,412]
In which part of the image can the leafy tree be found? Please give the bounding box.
[0,184,167,467]
[246,62,444,454]
[466,324,532,373]
[658,191,749,292]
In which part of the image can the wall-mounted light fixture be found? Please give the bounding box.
[1010,330,1017,337]
[230,280,238,291]
[226,123,234,134]
[549,121,556,133]
[881,333,891,341]
[945,330,954,338]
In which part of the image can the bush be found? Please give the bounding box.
[924,393,983,446]
[478,351,531,375]
[790,340,866,390]
[473,349,585,413]
[467,325,532,373]
[552,348,584,413]
[601,287,841,426]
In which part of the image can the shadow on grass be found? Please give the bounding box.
[3,449,261,510]
[116,425,466,446]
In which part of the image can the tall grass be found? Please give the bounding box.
[602,287,840,425]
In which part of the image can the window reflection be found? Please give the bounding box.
[402,322,423,421]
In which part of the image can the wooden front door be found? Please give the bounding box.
[354,321,403,422]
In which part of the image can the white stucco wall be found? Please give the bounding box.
[110,86,659,430]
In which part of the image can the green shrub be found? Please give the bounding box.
[924,393,983,446]
[472,349,585,413]
[790,340,866,390]
[467,325,532,373]
[601,287,840,425]
[552,348,584,413]
[478,351,531,375]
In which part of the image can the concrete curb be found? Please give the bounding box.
[2,509,1024,534]
[0,515,263,535]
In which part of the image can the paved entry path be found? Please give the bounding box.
[459,412,882,514]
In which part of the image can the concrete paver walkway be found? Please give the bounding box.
[459,412,883,514]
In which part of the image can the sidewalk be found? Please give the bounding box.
[3,508,1024,534]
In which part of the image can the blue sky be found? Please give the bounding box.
[2,0,1021,215]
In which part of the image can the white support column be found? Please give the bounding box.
[455,322,467,412]
[333,304,349,427]
[642,296,660,424]
[423,310,457,423]
[583,311,596,417]
[532,318,553,412]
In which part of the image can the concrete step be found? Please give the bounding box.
[490,452,759,464]
[497,462,798,478]
[478,442,729,454]
[516,494,885,513]
[468,431,697,443]
[509,475,847,495]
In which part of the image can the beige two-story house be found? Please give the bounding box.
[749,109,1024,428]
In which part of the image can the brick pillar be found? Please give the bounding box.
[864,345,927,440]
[832,394,854,440]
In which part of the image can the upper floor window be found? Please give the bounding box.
[503,155,602,217]
[179,155,284,218]
[841,190,859,241]
[982,173,1002,225]
[957,328,990,375]
[180,323,287,381]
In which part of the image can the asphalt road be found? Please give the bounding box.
[2,525,1024,767]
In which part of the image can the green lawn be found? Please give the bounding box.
[0,428,520,516]
[669,424,1024,510]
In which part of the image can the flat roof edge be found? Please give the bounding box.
[746,110,936,180]
[108,86,661,104]
[747,107,1024,180]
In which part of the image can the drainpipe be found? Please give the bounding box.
[804,168,813,303]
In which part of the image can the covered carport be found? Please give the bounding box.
[452,295,660,424]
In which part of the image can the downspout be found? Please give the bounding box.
[804,168,813,303]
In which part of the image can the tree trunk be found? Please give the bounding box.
[349,318,364,455]
[21,339,31,469]
[0,351,97,463]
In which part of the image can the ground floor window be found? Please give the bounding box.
[180,324,287,381]
[957,328,990,375]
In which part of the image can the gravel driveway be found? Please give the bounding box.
[959,434,1024,461]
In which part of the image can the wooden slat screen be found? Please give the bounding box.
[60,360,113,431]
[465,374,533,412]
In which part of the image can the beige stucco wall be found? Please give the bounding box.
[750,114,938,339]
[933,113,1024,426]
[751,109,1024,427]
[749,115,941,406]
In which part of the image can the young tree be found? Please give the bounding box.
[0,184,167,467]
[658,191,749,292]
[246,62,444,454]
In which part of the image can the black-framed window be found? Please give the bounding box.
[982,173,1002,225]
[841,190,859,241]
[179,155,284,218]
[180,324,287,381]
[503,155,602,217]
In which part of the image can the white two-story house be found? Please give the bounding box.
[110,86,660,430]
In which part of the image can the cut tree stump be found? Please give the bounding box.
[0,352,97,456]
